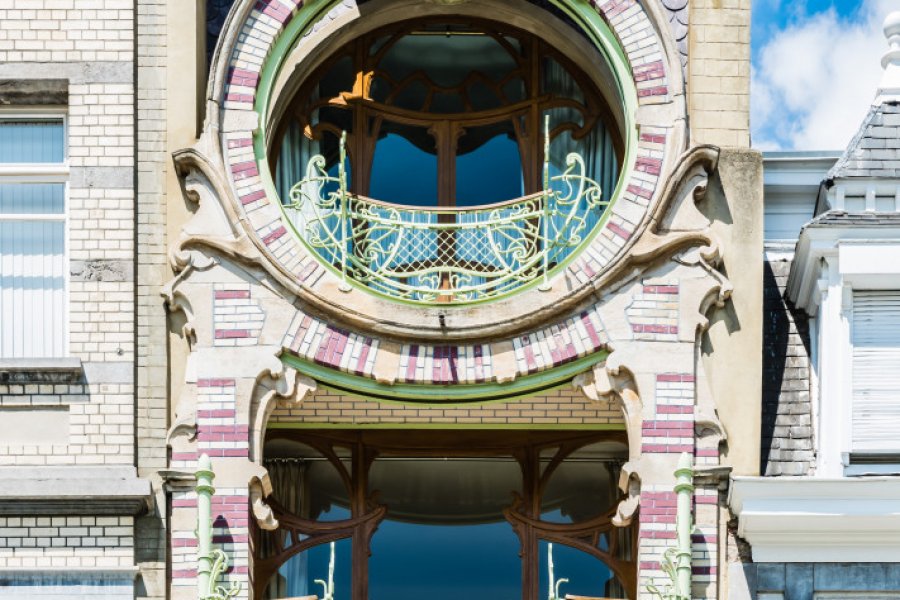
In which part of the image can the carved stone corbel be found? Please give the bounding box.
[247,357,317,530]
[250,355,318,464]
[573,354,643,526]
[249,468,278,531]
[166,380,198,456]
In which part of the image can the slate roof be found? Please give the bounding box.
[805,210,900,228]
[826,101,900,180]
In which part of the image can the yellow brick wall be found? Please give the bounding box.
[270,385,624,427]
[688,0,751,147]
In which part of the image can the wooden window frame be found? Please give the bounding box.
[253,429,637,600]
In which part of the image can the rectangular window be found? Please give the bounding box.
[0,114,67,359]
[851,290,900,455]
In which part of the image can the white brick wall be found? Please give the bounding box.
[0,0,133,64]
[0,383,133,466]
[0,516,134,568]
[68,84,134,168]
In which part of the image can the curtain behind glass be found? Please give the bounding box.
[276,120,321,234]
[0,120,64,163]
[261,459,308,599]
[0,184,65,359]
[543,59,618,253]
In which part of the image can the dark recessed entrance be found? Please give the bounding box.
[256,430,635,600]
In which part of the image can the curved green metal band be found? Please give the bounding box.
[280,350,608,403]
[251,0,640,308]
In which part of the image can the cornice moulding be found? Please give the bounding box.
[0,466,152,516]
[729,476,900,562]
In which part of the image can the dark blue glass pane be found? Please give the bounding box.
[539,541,622,600]
[0,120,64,163]
[370,520,522,600]
[274,539,352,600]
[370,131,437,206]
[456,129,523,206]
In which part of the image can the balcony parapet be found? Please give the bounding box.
[285,128,608,304]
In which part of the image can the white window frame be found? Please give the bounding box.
[0,107,70,359]
[808,241,900,476]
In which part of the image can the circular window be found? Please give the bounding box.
[268,17,627,303]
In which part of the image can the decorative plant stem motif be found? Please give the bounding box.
[314,541,336,600]
[286,118,608,303]
[195,454,242,600]
[547,542,569,600]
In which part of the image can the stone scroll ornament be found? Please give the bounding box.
[196,454,242,600]
[647,452,694,600]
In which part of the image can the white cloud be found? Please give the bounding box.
[751,0,896,151]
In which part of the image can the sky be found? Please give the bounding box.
[751,0,897,151]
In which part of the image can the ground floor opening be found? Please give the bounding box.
[254,429,635,600]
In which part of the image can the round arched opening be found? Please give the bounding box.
[262,8,632,303]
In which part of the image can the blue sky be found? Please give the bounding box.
[751,0,895,150]
[753,0,862,57]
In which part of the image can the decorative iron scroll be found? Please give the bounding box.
[285,119,608,303]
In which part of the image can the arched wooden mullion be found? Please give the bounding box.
[504,503,638,599]
[252,497,387,600]
[270,17,625,193]
[534,440,586,503]
[255,430,635,600]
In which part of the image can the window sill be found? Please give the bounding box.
[0,466,151,516]
[845,464,900,476]
[0,357,83,383]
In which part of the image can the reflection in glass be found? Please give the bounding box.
[268,538,352,600]
[259,433,634,600]
[370,126,438,206]
[378,28,519,90]
[370,520,521,600]
[456,124,523,206]
[540,441,626,523]
[368,457,522,600]
[368,457,522,522]
[539,540,625,600]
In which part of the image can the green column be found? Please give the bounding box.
[196,453,215,599]
[674,452,694,600]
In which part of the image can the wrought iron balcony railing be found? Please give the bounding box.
[285,125,608,304]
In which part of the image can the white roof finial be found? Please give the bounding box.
[878,11,900,101]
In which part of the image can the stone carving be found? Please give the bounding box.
[250,356,318,464]
[166,381,198,452]
[70,259,133,282]
[574,356,643,527]
[247,358,317,529]
[249,469,278,531]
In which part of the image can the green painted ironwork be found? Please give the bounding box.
[196,454,241,600]
[252,0,638,308]
[647,452,694,600]
[285,117,607,303]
